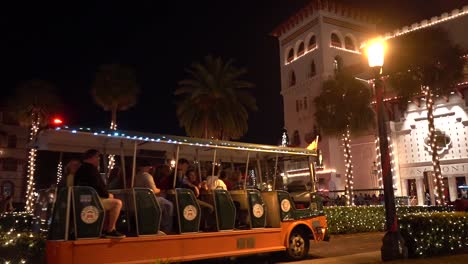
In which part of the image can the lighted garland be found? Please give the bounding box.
[107,122,117,171]
[342,129,354,205]
[25,113,40,212]
[374,137,383,189]
[55,161,63,185]
[387,136,398,194]
[423,86,446,205]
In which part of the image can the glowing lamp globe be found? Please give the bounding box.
[366,38,386,68]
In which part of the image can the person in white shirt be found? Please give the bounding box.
[135,160,174,233]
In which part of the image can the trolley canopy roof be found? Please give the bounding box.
[32,126,316,161]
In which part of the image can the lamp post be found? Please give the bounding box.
[366,38,407,261]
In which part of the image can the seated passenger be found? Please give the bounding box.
[74,149,125,238]
[62,158,80,187]
[135,160,174,234]
[206,171,227,191]
[155,164,172,193]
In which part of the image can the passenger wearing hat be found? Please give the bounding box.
[135,159,174,234]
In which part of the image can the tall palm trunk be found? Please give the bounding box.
[25,111,40,211]
[423,86,445,205]
[342,127,354,206]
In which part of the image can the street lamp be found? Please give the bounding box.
[366,37,407,261]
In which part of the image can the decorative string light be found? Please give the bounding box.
[329,45,362,54]
[281,131,288,147]
[374,137,383,189]
[383,6,468,41]
[55,161,63,185]
[285,45,319,65]
[388,136,398,195]
[25,113,40,212]
[423,86,446,205]
[107,122,117,171]
[0,212,44,263]
[342,128,354,205]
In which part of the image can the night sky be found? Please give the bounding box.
[3,0,467,145]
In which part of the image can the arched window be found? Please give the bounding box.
[1,180,14,197]
[289,71,296,86]
[345,36,355,50]
[333,56,343,73]
[297,42,305,56]
[309,60,316,77]
[331,33,342,47]
[308,35,317,50]
[287,48,294,63]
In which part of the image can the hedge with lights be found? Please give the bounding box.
[399,212,468,257]
[324,205,453,234]
[0,212,45,264]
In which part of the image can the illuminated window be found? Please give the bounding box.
[287,48,294,62]
[297,42,305,56]
[289,71,296,86]
[308,35,317,50]
[331,33,342,47]
[310,60,316,77]
[345,36,355,50]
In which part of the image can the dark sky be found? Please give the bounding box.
[2,0,467,145]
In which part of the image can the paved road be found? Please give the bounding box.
[285,232,467,264]
[188,232,467,263]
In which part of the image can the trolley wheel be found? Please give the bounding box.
[286,228,310,260]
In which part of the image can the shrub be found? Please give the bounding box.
[323,205,453,234]
[399,212,468,257]
[0,212,45,263]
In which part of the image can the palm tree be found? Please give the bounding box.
[8,79,62,211]
[91,64,140,130]
[92,64,139,175]
[314,72,375,205]
[387,28,465,205]
[175,56,257,140]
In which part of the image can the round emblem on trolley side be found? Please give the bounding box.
[280,199,291,212]
[252,203,264,218]
[183,205,198,221]
[80,205,100,224]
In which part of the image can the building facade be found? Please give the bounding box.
[273,0,468,203]
[272,0,376,192]
[0,111,28,205]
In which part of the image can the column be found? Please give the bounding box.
[400,179,408,198]
[416,178,425,206]
[448,177,458,202]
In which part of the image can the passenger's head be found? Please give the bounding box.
[65,158,81,175]
[82,149,100,167]
[178,158,190,172]
[138,159,153,173]
[186,169,197,183]
[158,164,171,178]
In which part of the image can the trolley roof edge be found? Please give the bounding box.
[32,126,317,159]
